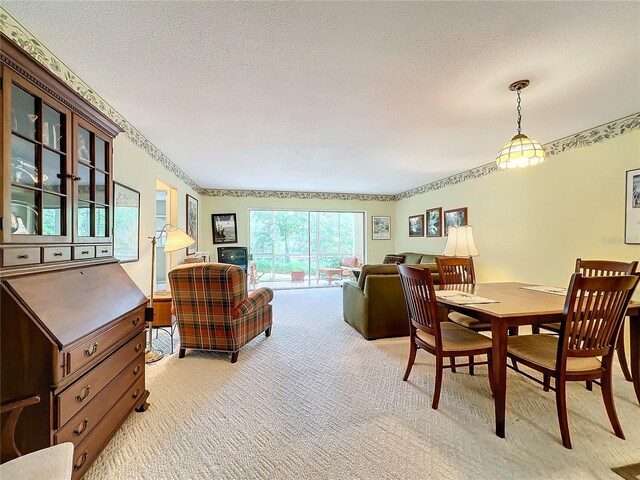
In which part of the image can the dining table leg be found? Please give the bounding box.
[629,311,640,404]
[492,319,509,438]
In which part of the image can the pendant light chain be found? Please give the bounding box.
[516,88,522,135]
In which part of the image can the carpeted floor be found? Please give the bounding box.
[85,288,640,479]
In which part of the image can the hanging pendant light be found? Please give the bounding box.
[496,80,545,170]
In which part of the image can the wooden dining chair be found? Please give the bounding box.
[507,272,640,449]
[435,257,491,375]
[397,264,494,410]
[533,259,638,385]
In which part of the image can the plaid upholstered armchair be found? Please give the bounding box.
[168,263,274,363]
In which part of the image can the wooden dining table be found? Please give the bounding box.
[435,282,640,439]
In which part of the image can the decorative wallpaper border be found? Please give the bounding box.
[2,7,638,203]
[395,112,640,200]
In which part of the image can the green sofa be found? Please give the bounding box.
[342,252,440,339]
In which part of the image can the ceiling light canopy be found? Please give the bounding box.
[496,80,545,170]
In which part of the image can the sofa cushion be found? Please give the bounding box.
[383,254,405,265]
[340,256,358,267]
[420,255,438,264]
[357,264,399,290]
[400,252,424,264]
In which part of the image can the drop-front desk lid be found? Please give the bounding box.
[4,262,147,348]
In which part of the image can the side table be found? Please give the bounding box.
[148,291,178,354]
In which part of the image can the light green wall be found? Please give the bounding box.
[112,135,201,295]
[394,130,640,292]
[200,196,395,265]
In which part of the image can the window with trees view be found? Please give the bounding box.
[249,210,365,288]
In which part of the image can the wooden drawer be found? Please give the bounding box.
[73,246,96,260]
[95,245,113,257]
[43,246,72,263]
[56,330,145,428]
[55,353,144,447]
[69,375,145,479]
[2,247,40,267]
[64,308,144,378]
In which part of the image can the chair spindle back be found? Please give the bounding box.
[575,258,638,277]
[435,257,476,285]
[397,265,440,337]
[560,273,640,362]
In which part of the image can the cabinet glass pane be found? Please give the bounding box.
[11,186,39,235]
[95,137,107,171]
[43,150,64,193]
[43,104,64,151]
[96,206,108,237]
[95,172,106,204]
[77,164,91,201]
[11,135,38,187]
[78,127,91,163]
[42,193,63,235]
[11,84,37,139]
[77,201,91,237]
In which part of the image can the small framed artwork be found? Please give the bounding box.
[186,194,198,254]
[113,182,140,263]
[444,207,468,235]
[625,168,640,244]
[425,207,442,237]
[212,213,238,244]
[409,214,424,237]
[372,216,391,240]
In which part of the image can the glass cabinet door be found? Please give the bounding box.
[8,78,71,241]
[74,120,111,241]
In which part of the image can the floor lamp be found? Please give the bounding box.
[146,224,195,363]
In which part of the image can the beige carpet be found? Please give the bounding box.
[85,288,640,479]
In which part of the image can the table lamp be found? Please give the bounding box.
[443,226,478,257]
[146,224,195,363]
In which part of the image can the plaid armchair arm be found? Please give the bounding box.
[233,287,274,318]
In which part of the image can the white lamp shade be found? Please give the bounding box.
[443,226,478,257]
[496,134,545,170]
[164,227,195,253]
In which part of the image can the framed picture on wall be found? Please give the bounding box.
[212,213,238,244]
[625,168,640,244]
[425,207,442,237]
[372,216,391,240]
[186,194,198,254]
[113,182,140,263]
[444,207,468,235]
[409,214,424,237]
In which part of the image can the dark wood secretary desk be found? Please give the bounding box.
[1,34,150,478]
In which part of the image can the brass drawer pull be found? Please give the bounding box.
[53,252,63,257]
[73,419,89,436]
[17,254,29,259]
[133,365,141,375]
[73,451,88,471]
[132,387,141,399]
[75,386,91,403]
[81,250,90,255]
[84,343,98,356]
[135,342,143,352]
[132,316,140,327]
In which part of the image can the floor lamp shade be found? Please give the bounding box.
[443,226,478,257]
[164,227,195,253]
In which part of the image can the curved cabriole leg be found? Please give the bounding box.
[231,351,239,363]
[556,379,572,449]
[602,356,625,439]
[432,355,444,410]
[403,338,417,381]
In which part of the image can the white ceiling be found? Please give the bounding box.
[5,1,640,195]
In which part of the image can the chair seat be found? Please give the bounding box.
[416,322,492,352]
[448,311,491,329]
[539,322,561,332]
[0,442,74,479]
[507,334,601,373]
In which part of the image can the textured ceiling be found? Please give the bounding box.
[5,1,640,194]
